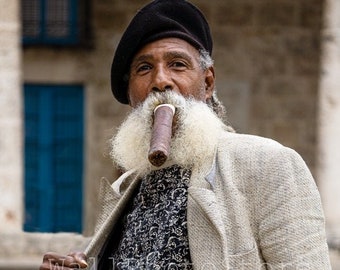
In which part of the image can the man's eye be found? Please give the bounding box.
[170,61,186,68]
[136,64,151,73]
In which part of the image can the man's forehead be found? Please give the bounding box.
[133,50,198,62]
[132,38,199,61]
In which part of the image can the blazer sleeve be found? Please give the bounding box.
[255,146,331,269]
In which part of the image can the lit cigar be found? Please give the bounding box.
[148,104,176,167]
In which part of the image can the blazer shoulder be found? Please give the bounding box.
[219,131,286,154]
[217,131,310,178]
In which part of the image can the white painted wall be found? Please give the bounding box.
[0,0,22,233]
[318,0,340,239]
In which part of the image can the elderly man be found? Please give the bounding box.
[40,0,331,269]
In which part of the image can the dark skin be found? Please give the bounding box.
[128,38,215,107]
[39,251,88,270]
[39,37,216,269]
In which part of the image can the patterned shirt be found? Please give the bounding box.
[113,165,193,269]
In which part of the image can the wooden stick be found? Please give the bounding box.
[148,104,176,167]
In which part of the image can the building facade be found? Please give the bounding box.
[0,0,339,268]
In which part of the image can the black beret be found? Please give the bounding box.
[111,0,213,104]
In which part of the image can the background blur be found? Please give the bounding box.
[0,0,339,269]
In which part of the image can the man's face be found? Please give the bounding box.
[127,38,215,107]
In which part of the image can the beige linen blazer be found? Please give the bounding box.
[84,130,331,269]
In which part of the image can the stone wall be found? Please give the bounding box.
[204,0,323,176]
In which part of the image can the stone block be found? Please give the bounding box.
[299,0,323,29]
[249,47,287,76]
[94,5,131,31]
[217,80,250,133]
[284,33,321,75]
[257,1,298,27]
[214,2,254,27]
[0,0,19,23]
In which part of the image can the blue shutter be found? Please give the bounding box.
[22,0,79,45]
[24,84,84,233]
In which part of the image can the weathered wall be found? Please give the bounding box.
[207,0,323,175]
[0,0,22,233]
[318,0,340,258]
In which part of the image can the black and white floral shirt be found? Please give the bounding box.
[113,165,193,269]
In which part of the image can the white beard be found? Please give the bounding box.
[110,91,225,176]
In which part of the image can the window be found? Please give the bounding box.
[23,84,84,233]
[22,0,91,46]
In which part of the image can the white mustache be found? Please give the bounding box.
[110,91,224,175]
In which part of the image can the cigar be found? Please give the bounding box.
[148,104,176,167]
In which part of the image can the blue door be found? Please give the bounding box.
[23,84,84,233]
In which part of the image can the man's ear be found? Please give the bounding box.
[205,66,215,100]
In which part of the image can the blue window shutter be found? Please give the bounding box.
[38,89,55,231]
[24,84,84,233]
[22,0,80,45]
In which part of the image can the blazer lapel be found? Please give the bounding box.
[84,169,140,261]
[187,161,229,269]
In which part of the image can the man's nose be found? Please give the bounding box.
[151,66,174,92]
